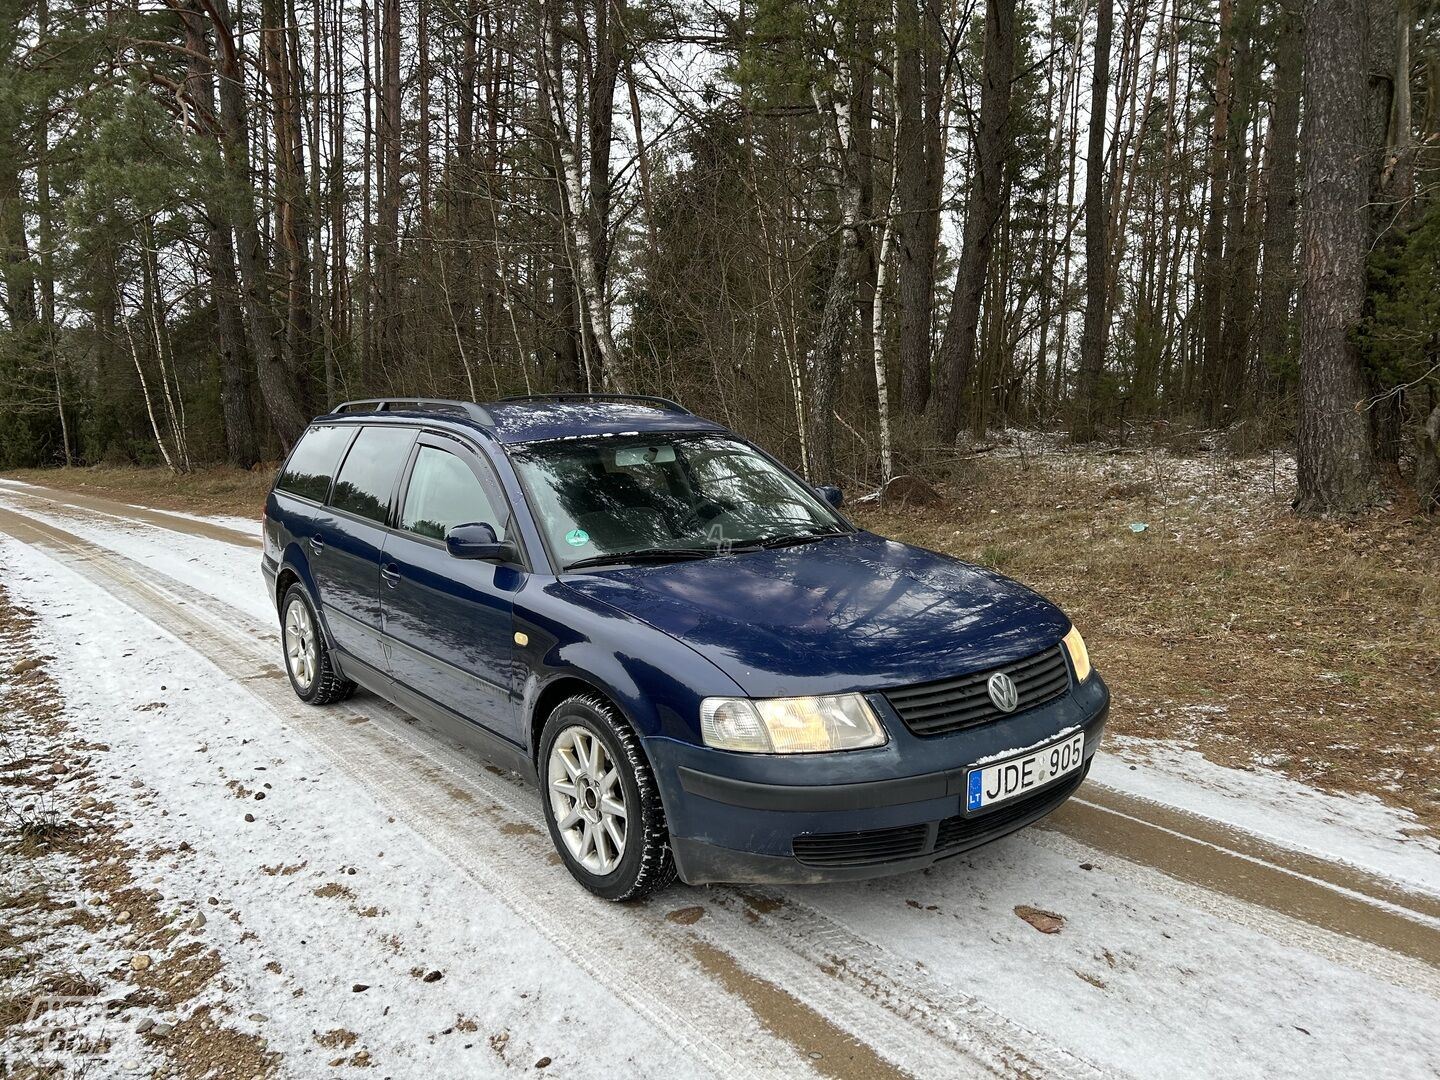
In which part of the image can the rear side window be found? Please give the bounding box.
[329,426,417,524]
[400,446,505,542]
[275,425,352,503]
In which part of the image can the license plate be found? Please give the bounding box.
[966,732,1085,812]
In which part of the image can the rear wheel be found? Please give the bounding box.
[280,584,354,705]
[539,695,677,901]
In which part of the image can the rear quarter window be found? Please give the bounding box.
[275,425,353,503]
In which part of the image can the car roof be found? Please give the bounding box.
[316,395,729,446]
[483,398,728,444]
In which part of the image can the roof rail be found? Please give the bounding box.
[496,393,691,415]
[332,398,494,425]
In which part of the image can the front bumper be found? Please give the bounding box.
[648,675,1108,885]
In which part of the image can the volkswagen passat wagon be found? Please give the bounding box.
[262,395,1109,899]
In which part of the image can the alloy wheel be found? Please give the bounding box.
[547,725,628,875]
[283,597,319,692]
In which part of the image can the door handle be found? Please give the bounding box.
[309,536,325,554]
[381,563,401,588]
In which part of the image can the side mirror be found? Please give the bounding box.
[445,521,515,562]
[815,484,844,510]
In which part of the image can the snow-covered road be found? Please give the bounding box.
[1,479,1436,1079]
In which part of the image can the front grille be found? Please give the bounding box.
[884,645,1071,737]
[791,823,929,867]
[791,764,1087,869]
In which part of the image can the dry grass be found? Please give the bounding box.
[852,441,1440,831]
[5,465,277,518]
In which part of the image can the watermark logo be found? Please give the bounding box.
[704,524,734,555]
[3,995,117,1072]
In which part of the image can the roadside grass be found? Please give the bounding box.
[5,465,277,519]
[852,441,1440,831]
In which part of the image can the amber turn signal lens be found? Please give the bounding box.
[1062,625,1092,683]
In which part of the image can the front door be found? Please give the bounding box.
[381,436,523,743]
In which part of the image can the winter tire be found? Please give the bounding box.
[539,694,677,901]
[280,584,355,705]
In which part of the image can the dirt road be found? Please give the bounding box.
[1,479,1436,1079]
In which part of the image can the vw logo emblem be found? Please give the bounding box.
[987,672,1019,712]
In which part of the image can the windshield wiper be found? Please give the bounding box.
[753,527,848,550]
[565,547,719,570]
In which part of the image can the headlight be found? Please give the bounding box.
[1062,624,1092,682]
[700,693,888,754]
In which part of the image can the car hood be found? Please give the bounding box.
[561,532,1070,698]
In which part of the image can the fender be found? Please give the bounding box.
[515,578,746,759]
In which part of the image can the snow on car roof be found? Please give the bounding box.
[482,399,728,445]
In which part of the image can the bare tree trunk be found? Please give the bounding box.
[179,0,258,467]
[377,0,401,370]
[201,0,309,449]
[585,0,621,312]
[310,0,333,405]
[417,0,432,239]
[1415,397,1440,513]
[36,0,67,464]
[360,0,374,383]
[539,4,627,393]
[627,60,658,256]
[807,72,865,483]
[936,0,1016,444]
[1215,9,1258,420]
[1383,0,1414,213]
[1294,0,1381,514]
[1052,11,1087,409]
[1072,0,1113,443]
[261,0,311,388]
[1196,0,1233,413]
[1256,0,1302,383]
[871,115,899,486]
[123,312,177,472]
[328,0,349,363]
[893,0,941,415]
[142,235,190,469]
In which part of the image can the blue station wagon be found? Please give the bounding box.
[261,395,1109,899]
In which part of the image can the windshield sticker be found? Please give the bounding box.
[564,528,591,547]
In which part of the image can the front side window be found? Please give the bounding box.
[400,446,504,541]
[510,434,846,569]
[329,426,417,524]
[275,425,352,503]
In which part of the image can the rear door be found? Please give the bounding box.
[381,434,523,743]
[311,424,418,674]
[269,422,356,569]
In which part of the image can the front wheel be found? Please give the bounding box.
[539,695,677,901]
[280,584,354,705]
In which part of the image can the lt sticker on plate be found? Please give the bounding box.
[564,528,591,547]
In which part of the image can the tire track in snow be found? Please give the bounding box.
[0,505,1121,1080]
[0,478,257,547]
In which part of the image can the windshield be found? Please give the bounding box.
[509,434,848,570]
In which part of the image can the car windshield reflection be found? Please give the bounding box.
[509,434,849,569]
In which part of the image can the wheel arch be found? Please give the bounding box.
[529,674,636,769]
[275,565,302,612]
[273,552,341,657]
